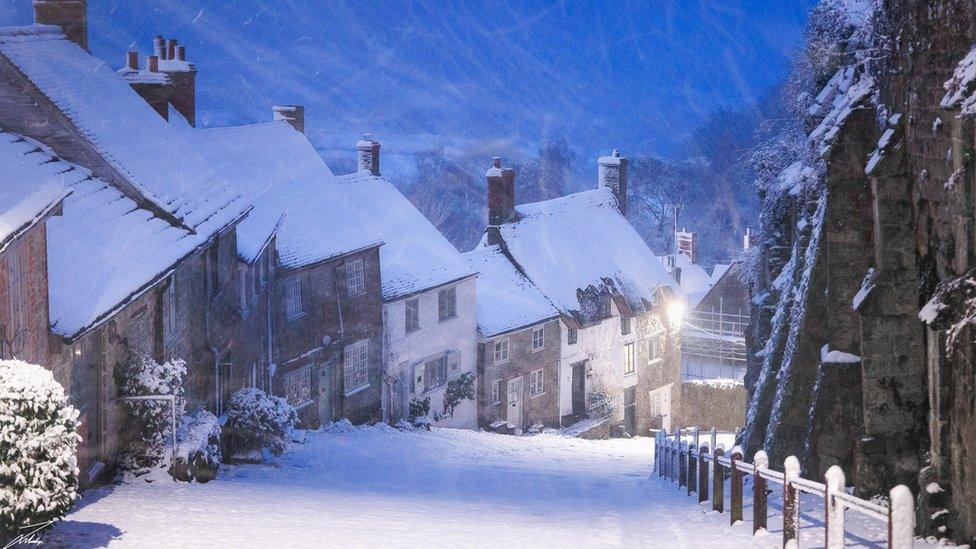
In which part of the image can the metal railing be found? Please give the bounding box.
[653,426,915,548]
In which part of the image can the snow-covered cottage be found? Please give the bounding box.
[476,152,682,436]
[462,245,560,432]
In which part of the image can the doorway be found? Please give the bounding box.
[507,377,523,430]
[571,361,587,417]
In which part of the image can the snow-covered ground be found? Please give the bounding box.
[48,425,936,548]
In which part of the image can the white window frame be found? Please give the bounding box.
[531,326,545,351]
[649,332,663,364]
[284,367,313,409]
[493,338,509,364]
[528,368,545,397]
[284,277,304,320]
[624,342,635,376]
[405,297,420,334]
[567,326,578,345]
[491,379,501,404]
[620,315,632,336]
[346,259,365,297]
[343,340,369,395]
[438,286,457,321]
[423,355,448,393]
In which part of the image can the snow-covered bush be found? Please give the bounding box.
[221,388,297,461]
[115,354,186,473]
[0,360,80,538]
[408,396,431,429]
[442,372,475,417]
[169,410,221,483]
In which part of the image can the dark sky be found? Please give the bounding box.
[2,0,817,160]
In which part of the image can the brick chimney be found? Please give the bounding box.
[597,149,628,216]
[356,134,381,176]
[34,0,88,51]
[676,229,698,264]
[153,35,165,59]
[158,37,197,126]
[124,50,138,71]
[273,105,305,133]
[487,157,516,226]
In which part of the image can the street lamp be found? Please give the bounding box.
[667,299,685,327]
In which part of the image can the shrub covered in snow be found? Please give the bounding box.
[221,388,297,461]
[442,372,475,417]
[0,360,80,538]
[408,396,431,429]
[169,410,221,483]
[115,354,186,473]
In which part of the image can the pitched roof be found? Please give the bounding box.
[665,252,712,308]
[462,245,558,338]
[0,131,74,252]
[0,25,247,233]
[482,187,677,323]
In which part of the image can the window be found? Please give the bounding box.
[491,380,501,404]
[163,276,177,338]
[567,327,578,345]
[438,287,456,321]
[620,315,631,336]
[624,342,635,375]
[493,338,509,363]
[343,340,369,393]
[207,241,220,298]
[284,367,312,408]
[405,298,420,334]
[649,335,662,363]
[528,369,545,396]
[531,326,545,351]
[346,259,365,296]
[424,355,448,392]
[284,277,303,320]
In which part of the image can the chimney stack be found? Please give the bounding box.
[356,134,381,176]
[597,149,629,216]
[273,105,305,133]
[487,157,517,226]
[147,55,159,73]
[34,0,88,51]
[125,50,138,71]
[153,35,165,59]
[166,38,177,61]
[176,45,186,61]
[676,229,698,264]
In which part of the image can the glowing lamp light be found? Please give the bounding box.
[667,299,685,326]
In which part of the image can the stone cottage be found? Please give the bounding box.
[462,244,561,432]
[476,153,682,437]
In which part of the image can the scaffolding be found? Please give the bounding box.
[681,307,748,381]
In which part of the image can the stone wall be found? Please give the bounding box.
[673,380,746,432]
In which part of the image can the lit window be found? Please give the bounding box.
[284,277,303,320]
[438,287,456,321]
[624,342,635,375]
[343,340,369,393]
[567,327,578,345]
[621,315,631,336]
[531,326,545,351]
[346,259,365,296]
[284,367,312,408]
[405,298,420,334]
[528,369,545,396]
[493,338,509,363]
[424,356,448,392]
[491,380,501,404]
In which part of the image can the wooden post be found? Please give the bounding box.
[659,428,668,478]
[712,446,725,513]
[679,440,687,487]
[753,450,769,534]
[730,448,743,525]
[688,427,699,496]
[669,438,677,482]
[825,465,846,549]
[698,444,709,503]
[889,485,914,549]
[783,455,801,547]
[709,427,718,459]
[675,427,683,486]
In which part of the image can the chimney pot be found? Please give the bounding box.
[33,0,89,51]
[487,157,516,225]
[147,55,159,73]
[153,35,165,59]
[125,50,138,70]
[356,134,381,176]
[166,38,177,61]
[272,105,305,134]
[176,45,186,61]
[597,149,629,216]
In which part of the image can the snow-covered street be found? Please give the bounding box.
[45,425,929,548]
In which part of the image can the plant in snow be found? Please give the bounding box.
[169,410,221,483]
[408,396,431,430]
[115,353,186,474]
[0,360,80,538]
[442,372,475,417]
[588,388,615,419]
[221,388,297,461]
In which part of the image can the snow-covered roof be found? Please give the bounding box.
[0,25,247,233]
[47,164,223,340]
[329,172,476,301]
[462,246,558,338]
[666,252,711,308]
[185,121,334,263]
[710,263,731,285]
[483,187,677,323]
[0,131,74,252]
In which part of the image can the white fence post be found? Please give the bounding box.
[889,485,915,549]
[825,465,846,549]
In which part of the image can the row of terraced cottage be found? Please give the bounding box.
[0,1,733,488]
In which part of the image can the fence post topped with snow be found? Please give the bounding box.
[825,465,846,548]
[783,455,801,546]
[889,485,915,549]
[753,450,769,534]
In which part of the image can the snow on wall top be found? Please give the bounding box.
[185,121,334,263]
[808,67,875,156]
[485,187,678,321]
[942,43,976,114]
[462,245,558,338]
[0,131,74,252]
[329,172,476,301]
[0,26,246,233]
